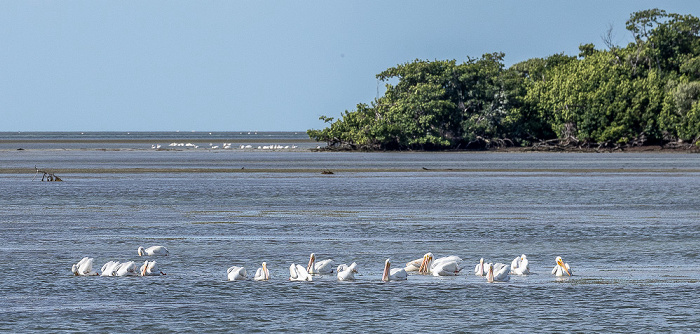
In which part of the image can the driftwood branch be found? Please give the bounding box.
[34,165,63,182]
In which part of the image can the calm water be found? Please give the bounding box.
[1,133,699,332]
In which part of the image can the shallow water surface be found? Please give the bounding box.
[1,146,699,332]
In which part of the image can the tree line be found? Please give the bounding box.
[307,9,700,150]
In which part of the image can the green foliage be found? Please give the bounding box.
[308,9,700,149]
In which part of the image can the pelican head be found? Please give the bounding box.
[306,253,316,273]
[382,258,391,281]
[262,262,269,280]
[486,263,494,282]
[418,252,434,274]
[137,247,145,256]
[556,256,571,276]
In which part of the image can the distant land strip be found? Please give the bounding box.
[2,167,700,174]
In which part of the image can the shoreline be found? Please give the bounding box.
[316,144,700,154]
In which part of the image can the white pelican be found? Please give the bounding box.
[227,266,248,281]
[137,246,169,256]
[486,263,510,282]
[101,260,121,276]
[551,256,572,276]
[116,261,138,276]
[72,257,99,276]
[306,253,333,275]
[510,254,530,275]
[337,262,359,281]
[254,262,270,281]
[289,263,312,281]
[140,260,165,276]
[382,258,407,281]
[404,253,427,272]
[430,255,463,276]
[405,253,462,276]
[474,258,493,276]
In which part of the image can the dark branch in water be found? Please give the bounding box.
[34,165,63,182]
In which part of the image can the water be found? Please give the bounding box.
[1,133,699,332]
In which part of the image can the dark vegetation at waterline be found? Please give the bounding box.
[308,9,700,151]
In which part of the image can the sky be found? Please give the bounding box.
[1,1,699,132]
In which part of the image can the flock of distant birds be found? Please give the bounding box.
[150,143,301,150]
[72,247,573,283]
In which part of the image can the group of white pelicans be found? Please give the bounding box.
[154,143,299,150]
[71,246,169,277]
[72,246,574,283]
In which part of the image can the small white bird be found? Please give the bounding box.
[289,263,312,281]
[254,262,270,281]
[72,257,99,276]
[551,256,573,276]
[140,260,166,276]
[306,253,334,275]
[382,258,407,281]
[486,263,510,282]
[137,246,169,256]
[511,254,530,275]
[337,262,359,281]
[227,266,248,281]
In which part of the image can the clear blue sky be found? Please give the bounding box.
[1,1,699,132]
